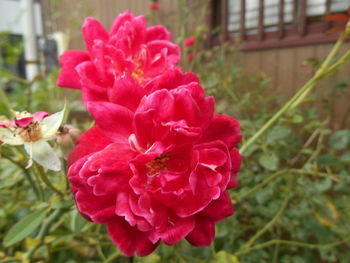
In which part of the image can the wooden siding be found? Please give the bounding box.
[41,0,178,50]
[239,43,350,129]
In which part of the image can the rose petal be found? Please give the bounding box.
[107,218,158,257]
[68,126,112,166]
[82,17,109,52]
[200,115,242,148]
[87,101,134,143]
[57,50,89,89]
[199,191,234,222]
[186,218,215,246]
[146,25,171,42]
[108,75,146,111]
[15,117,33,127]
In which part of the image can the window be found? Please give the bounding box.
[216,0,350,50]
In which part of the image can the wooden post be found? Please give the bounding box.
[278,0,285,39]
[222,0,229,41]
[258,0,264,41]
[298,0,307,36]
[325,0,332,30]
[240,0,246,40]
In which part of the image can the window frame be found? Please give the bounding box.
[213,0,349,51]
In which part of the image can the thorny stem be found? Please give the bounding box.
[240,19,350,155]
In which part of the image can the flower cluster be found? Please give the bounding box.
[58,11,242,257]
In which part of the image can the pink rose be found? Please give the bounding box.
[184,36,196,47]
[57,11,180,104]
[68,80,242,257]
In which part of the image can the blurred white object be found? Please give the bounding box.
[50,31,67,57]
[0,0,44,81]
[21,0,39,82]
[0,0,43,35]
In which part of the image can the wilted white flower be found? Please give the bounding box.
[0,107,66,171]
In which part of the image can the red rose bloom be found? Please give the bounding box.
[68,78,242,257]
[150,3,160,10]
[184,36,196,47]
[188,53,197,62]
[57,11,180,104]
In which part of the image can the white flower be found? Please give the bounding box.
[0,106,66,171]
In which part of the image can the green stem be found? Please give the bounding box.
[236,170,287,202]
[236,168,338,202]
[240,19,350,155]
[0,259,20,263]
[38,208,63,239]
[3,75,30,85]
[238,177,293,252]
[0,87,12,116]
[26,208,64,259]
[235,237,350,256]
[304,132,325,165]
[35,164,64,196]
[291,169,339,182]
[95,224,106,260]
[103,250,121,263]
[272,228,280,263]
[323,50,350,76]
[1,153,41,200]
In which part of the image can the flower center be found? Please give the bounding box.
[146,154,169,176]
[17,121,42,142]
[132,66,145,83]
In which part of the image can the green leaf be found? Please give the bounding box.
[3,208,47,247]
[52,200,73,209]
[292,115,304,123]
[213,251,240,263]
[329,130,350,150]
[256,187,273,204]
[314,177,332,192]
[266,125,291,144]
[316,154,337,166]
[138,254,161,263]
[340,151,350,162]
[259,153,279,171]
[70,210,87,232]
[335,82,349,89]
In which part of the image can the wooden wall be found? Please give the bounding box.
[41,0,178,50]
[239,43,350,129]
